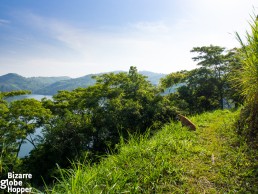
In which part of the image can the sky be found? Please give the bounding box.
[0,0,258,78]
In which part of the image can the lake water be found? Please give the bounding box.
[6,94,52,102]
[6,94,52,158]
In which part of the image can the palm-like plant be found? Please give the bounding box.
[236,15,258,137]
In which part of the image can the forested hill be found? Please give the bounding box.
[0,71,166,95]
[0,73,70,93]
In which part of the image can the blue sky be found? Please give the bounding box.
[0,0,257,77]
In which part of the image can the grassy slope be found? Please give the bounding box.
[46,110,258,193]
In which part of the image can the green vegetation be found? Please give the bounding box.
[0,90,51,178]
[0,13,257,194]
[0,73,70,94]
[20,66,176,185]
[46,110,258,193]
[0,71,165,95]
[160,45,241,114]
[235,15,258,139]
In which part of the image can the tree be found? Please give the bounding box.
[25,67,178,185]
[0,91,38,177]
[160,45,236,113]
[8,99,52,160]
[159,71,187,93]
[191,45,229,109]
[173,68,220,114]
[224,48,244,108]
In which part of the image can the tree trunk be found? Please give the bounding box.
[14,139,24,164]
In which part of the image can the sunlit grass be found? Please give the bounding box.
[235,14,258,138]
[237,17,258,102]
[235,15,258,104]
[46,109,258,193]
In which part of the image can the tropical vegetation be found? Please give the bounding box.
[0,14,257,193]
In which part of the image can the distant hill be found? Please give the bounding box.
[0,73,70,93]
[0,71,166,95]
[34,74,97,95]
[0,73,71,93]
[139,71,166,86]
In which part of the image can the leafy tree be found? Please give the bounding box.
[224,48,244,108]
[191,45,229,109]
[25,67,178,185]
[159,71,187,93]
[9,99,52,159]
[0,91,36,177]
[22,110,91,185]
[174,68,220,114]
[160,45,235,113]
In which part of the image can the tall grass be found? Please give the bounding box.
[235,14,258,137]
[45,110,258,193]
[46,123,197,193]
[235,15,258,104]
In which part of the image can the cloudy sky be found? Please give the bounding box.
[0,0,257,77]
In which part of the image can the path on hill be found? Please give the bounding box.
[46,110,258,194]
[181,110,257,193]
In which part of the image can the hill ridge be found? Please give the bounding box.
[0,71,166,95]
[46,110,258,193]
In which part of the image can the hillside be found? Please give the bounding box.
[139,71,166,85]
[34,74,96,95]
[0,73,70,93]
[45,110,258,193]
[0,71,166,95]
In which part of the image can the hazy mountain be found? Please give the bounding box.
[0,73,28,91]
[29,76,71,85]
[35,74,97,95]
[0,73,70,93]
[139,71,166,85]
[0,71,166,95]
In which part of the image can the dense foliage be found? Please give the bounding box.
[160,45,242,114]
[13,67,175,185]
[0,90,51,178]
[0,46,247,186]
[46,110,258,193]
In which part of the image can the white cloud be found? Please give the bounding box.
[130,21,170,33]
[0,19,10,26]
[18,14,187,75]
[2,0,258,77]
